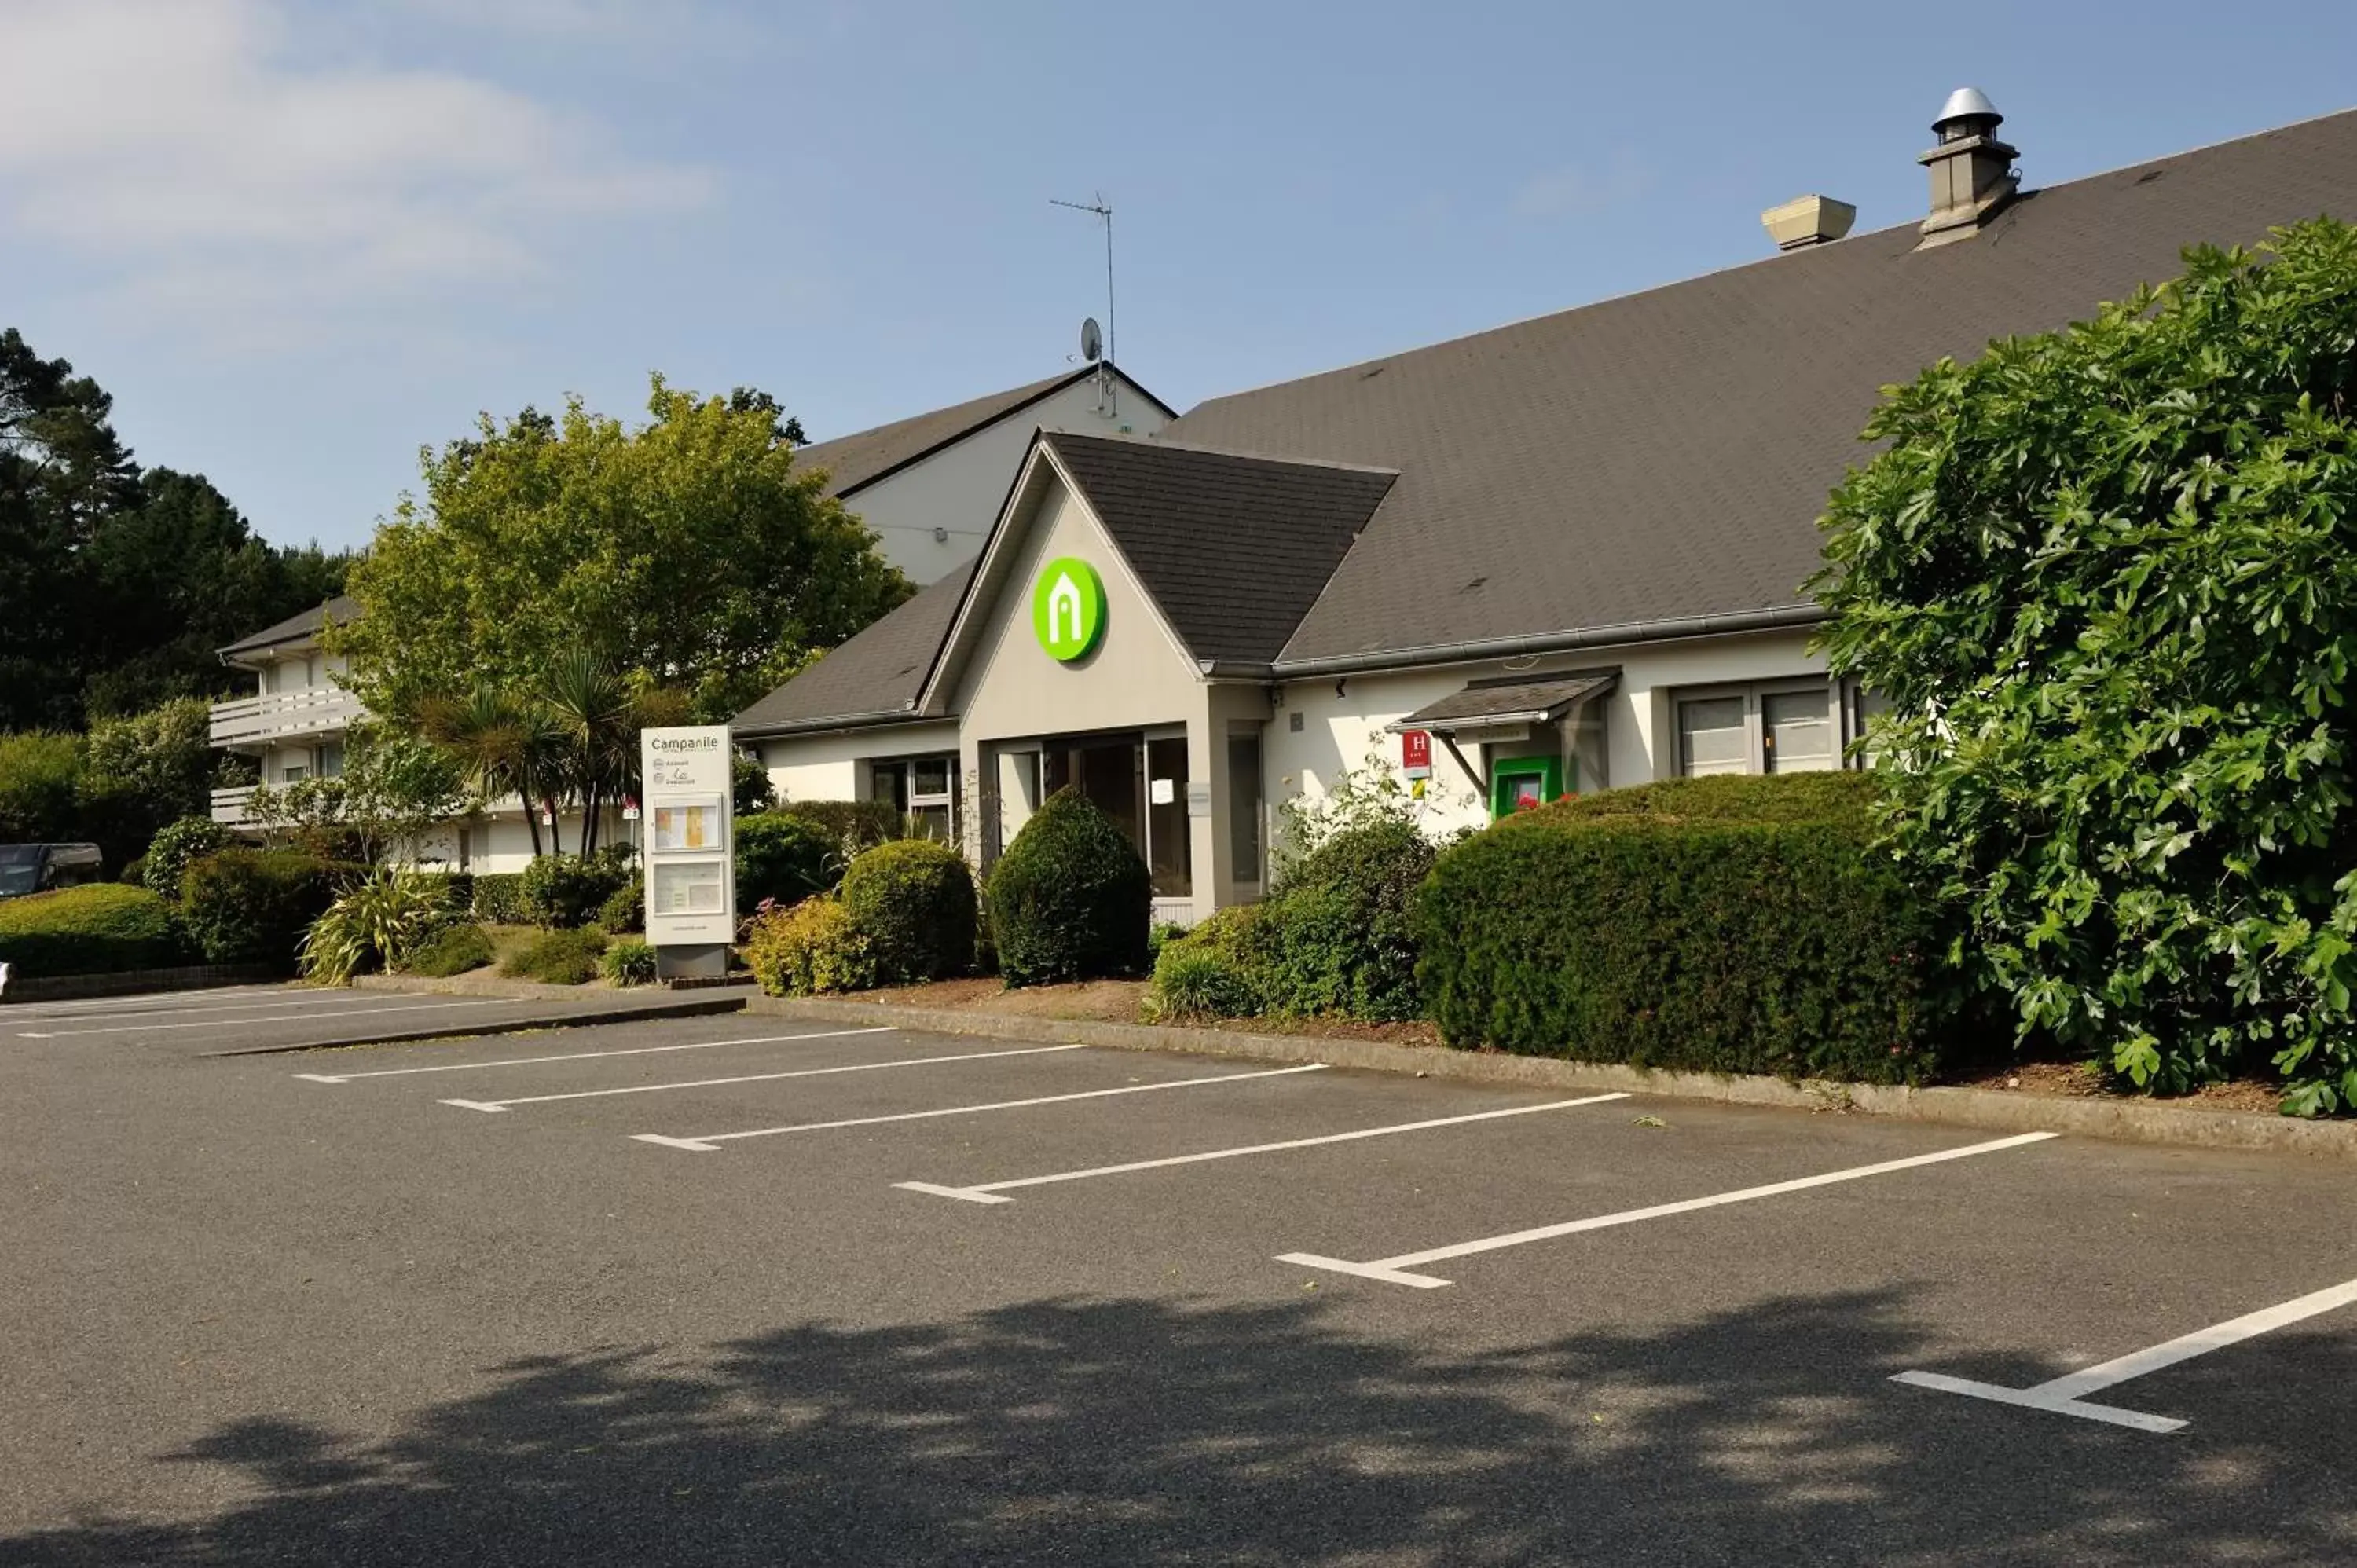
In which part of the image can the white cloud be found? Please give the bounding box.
[0,0,716,344]
[1512,151,1654,220]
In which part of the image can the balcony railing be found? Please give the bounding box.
[211,786,259,828]
[210,687,366,748]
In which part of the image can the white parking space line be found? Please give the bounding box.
[893,1091,1629,1202]
[10,993,357,1026]
[636,1063,1332,1151]
[1892,1274,2357,1434]
[293,1027,899,1084]
[19,997,513,1038]
[441,1042,1094,1112]
[2,987,303,1020]
[1277,1130,2060,1288]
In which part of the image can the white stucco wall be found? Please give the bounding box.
[757,723,962,811]
[1262,628,1830,842]
[851,374,1171,584]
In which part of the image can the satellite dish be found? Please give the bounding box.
[1079,316,1103,363]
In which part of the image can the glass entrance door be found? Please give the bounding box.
[1037,731,1192,899]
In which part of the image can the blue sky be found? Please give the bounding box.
[4,0,2354,552]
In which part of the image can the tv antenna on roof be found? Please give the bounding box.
[1051,192,1116,416]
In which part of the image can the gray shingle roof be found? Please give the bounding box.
[1160,108,2357,672]
[731,562,976,737]
[218,595,360,658]
[1041,431,1396,669]
[796,366,1174,498]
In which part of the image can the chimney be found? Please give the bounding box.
[1761,194,1857,251]
[1918,86,2019,246]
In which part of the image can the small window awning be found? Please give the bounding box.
[1385,670,1618,735]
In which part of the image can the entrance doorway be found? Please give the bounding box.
[1010,730,1193,899]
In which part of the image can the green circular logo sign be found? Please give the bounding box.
[1031,556,1106,662]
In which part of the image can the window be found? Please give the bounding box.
[1677,696,1750,776]
[1226,731,1263,886]
[1674,681,1838,777]
[871,754,958,841]
[1761,689,1835,773]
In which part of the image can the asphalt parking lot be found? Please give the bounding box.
[4,998,2354,1565]
[0,981,739,1057]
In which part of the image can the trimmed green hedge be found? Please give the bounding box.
[735,812,838,910]
[0,884,189,978]
[1415,772,1948,1084]
[179,849,354,969]
[839,838,976,985]
[985,787,1151,986]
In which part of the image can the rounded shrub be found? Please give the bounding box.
[838,838,976,985]
[1256,818,1437,1021]
[735,813,837,910]
[142,815,233,900]
[406,921,494,978]
[119,857,148,888]
[179,848,352,968]
[984,787,1151,987]
[599,873,644,934]
[0,884,189,978]
[519,852,632,929]
[742,898,875,996]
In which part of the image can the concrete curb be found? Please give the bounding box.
[200,992,746,1057]
[744,995,2357,1163]
[350,973,760,1003]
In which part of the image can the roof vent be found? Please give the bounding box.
[1761,194,1857,251]
[1917,86,2019,247]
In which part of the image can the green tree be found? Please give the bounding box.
[1813,218,2357,1115]
[333,377,910,724]
[0,328,140,730]
[245,720,468,866]
[0,328,353,727]
[81,698,215,828]
[416,685,562,859]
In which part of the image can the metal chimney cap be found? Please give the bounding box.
[1933,86,2002,132]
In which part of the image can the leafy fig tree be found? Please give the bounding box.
[1814,219,2357,1114]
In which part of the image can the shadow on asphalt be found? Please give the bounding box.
[10,1290,2352,1566]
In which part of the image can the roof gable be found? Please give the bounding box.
[795,365,1175,499]
[218,595,359,660]
[1038,431,1395,670]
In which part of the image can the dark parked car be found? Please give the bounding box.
[0,843,104,899]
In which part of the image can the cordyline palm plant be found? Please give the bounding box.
[417,660,688,858]
[416,683,563,858]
